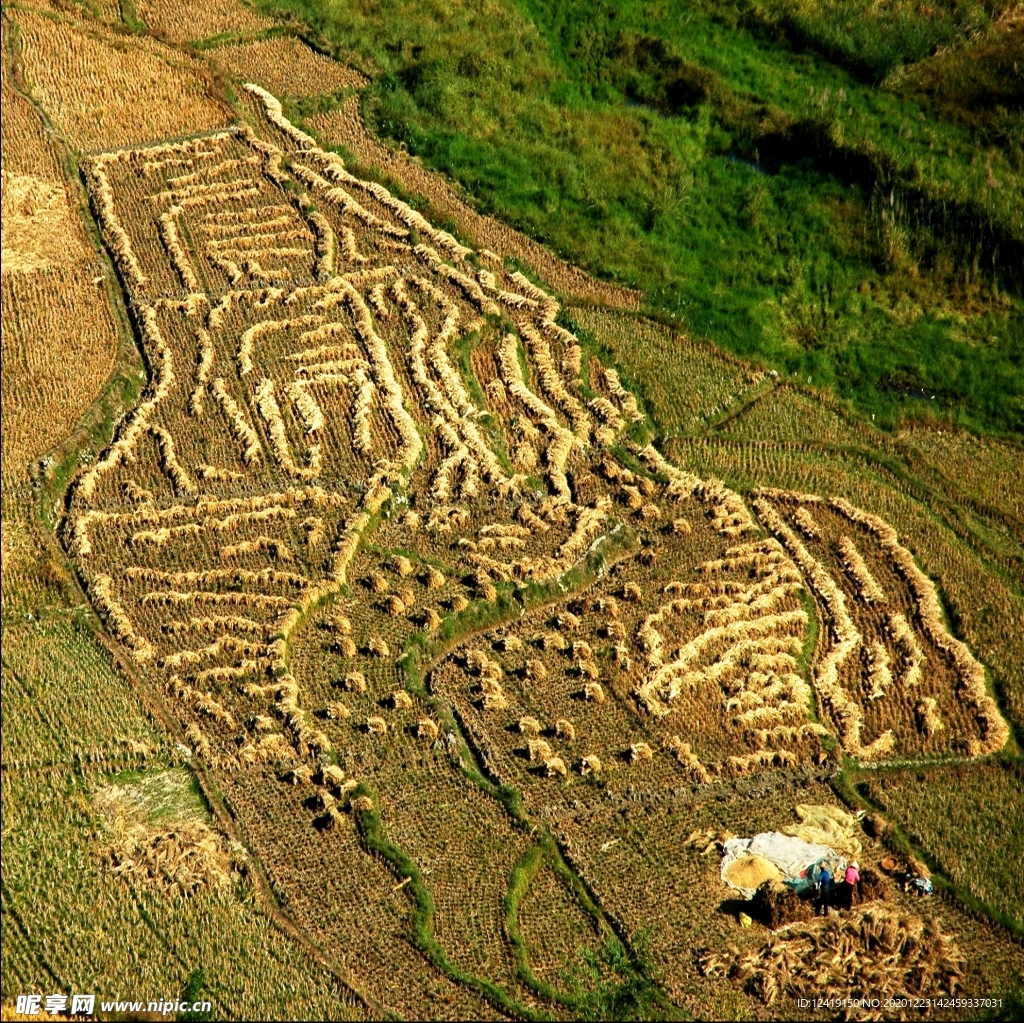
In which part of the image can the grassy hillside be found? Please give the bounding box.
[262,0,1023,435]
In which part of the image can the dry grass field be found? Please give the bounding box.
[138,0,273,43]
[2,3,1021,1019]
[12,9,229,151]
[210,37,368,97]
[1,20,120,478]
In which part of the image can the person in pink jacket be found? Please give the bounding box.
[842,860,860,909]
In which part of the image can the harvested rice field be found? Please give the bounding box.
[2,2,1020,1019]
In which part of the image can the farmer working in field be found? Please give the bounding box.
[842,860,860,910]
[816,863,832,916]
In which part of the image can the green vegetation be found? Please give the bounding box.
[261,0,1022,435]
[559,932,664,1022]
[733,0,1014,85]
[177,969,214,1022]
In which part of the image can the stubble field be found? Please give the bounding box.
[2,2,1021,1020]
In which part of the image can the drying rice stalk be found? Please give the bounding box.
[345,672,367,693]
[915,697,944,737]
[414,718,438,741]
[603,367,644,422]
[665,736,711,785]
[90,574,154,662]
[629,742,653,763]
[792,505,820,539]
[527,738,553,763]
[837,535,886,603]
[887,614,925,689]
[150,426,197,495]
[211,378,262,465]
[864,643,893,700]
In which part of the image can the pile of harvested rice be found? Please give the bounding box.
[723,854,783,891]
[698,907,963,1015]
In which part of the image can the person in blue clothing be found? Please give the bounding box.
[816,863,833,916]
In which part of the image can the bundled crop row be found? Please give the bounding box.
[105,486,343,529]
[220,536,294,561]
[836,535,886,603]
[72,305,175,507]
[864,642,893,700]
[828,496,1008,755]
[126,566,307,590]
[750,496,874,756]
[307,210,335,277]
[89,574,154,663]
[157,208,202,294]
[163,155,260,189]
[792,505,820,539]
[164,615,270,638]
[886,613,925,689]
[212,377,263,465]
[243,84,319,151]
[498,334,575,501]
[255,378,318,478]
[83,154,147,290]
[150,425,196,496]
[189,328,215,415]
[141,590,293,609]
[665,736,712,785]
[633,537,810,739]
[130,504,297,545]
[602,366,644,423]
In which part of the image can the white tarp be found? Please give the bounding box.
[721,832,837,898]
